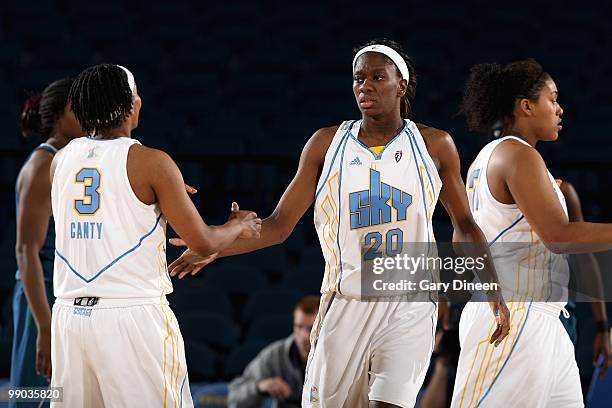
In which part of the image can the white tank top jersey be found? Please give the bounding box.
[314,120,442,298]
[51,137,172,299]
[466,136,569,314]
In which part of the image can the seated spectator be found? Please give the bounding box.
[229,295,319,408]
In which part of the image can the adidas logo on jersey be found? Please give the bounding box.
[350,156,362,165]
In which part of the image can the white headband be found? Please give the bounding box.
[116,65,135,93]
[352,44,409,81]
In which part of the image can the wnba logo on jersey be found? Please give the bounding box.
[349,168,412,229]
[467,168,481,211]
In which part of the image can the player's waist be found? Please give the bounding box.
[55,296,169,308]
[527,301,567,318]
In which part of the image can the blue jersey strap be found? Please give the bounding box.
[36,143,58,154]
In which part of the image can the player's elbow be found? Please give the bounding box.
[268,213,294,245]
[15,242,38,258]
[542,241,569,254]
[276,225,293,244]
[15,243,39,267]
[538,230,569,254]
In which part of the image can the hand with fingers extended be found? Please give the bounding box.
[168,243,218,279]
[168,202,261,279]
[36,325,52,381]
[487,291,511,347]
[228,202,262,239]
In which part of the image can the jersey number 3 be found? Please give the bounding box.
[74,168,101,215]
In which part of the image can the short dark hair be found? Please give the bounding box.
[354,38,417,119]
[21,78,74,138]
[69,64,134,134]
[460,59,551,135]
[294,295,320,315]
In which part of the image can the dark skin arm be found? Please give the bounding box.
[169,124,509,347]
[168,126,336,277]
[419,124,510,346]
[489,140,612,253]
[559,179,609,378]
[15,150,54,381]
[50,144,261,258]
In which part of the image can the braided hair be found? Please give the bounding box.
[460,59,550,136]
[354,39,417,119]
[21,78,74,139]
[69,64,134,134]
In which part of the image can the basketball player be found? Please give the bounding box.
[557,179,609,384]
[11,79,83,401]
[452,60,612,408]
[169,39,510,408]
[49,64,261,407]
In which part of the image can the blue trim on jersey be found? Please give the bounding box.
[55,214,163,283]
[349,120,408,160]
[407,130,439,303]
[475,301,532,408]
[179,371,187,407]
[407,133,431,244]
[489,215,524,245]
[335,135,351,295]
[315,121,356,201]
[36,143,58,154]
[305,292,336,385]
[405,127,437,195]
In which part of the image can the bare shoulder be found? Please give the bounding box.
[415,123,458,170]
[416,123,451,139]
[494,138,543,167]
[308,126,338,149]
[128,143,174,168]
[301,125,339,165]
[28,148,54,168]
[127,144,180,187]
[416,123,454,149]
[20,148,54,185]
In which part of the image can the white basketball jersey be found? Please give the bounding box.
[314,120,442,298]
[51,137,172,299]
[466,136,568,313]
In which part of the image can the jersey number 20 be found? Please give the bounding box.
[364,229,403,261]
[74,168,101,215]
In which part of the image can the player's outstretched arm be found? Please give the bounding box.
[168,126,335,277]
[421,125,510,346]
[131,145,261,257]
[504,144,612,253]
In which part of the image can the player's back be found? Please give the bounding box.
[51,136,172,299]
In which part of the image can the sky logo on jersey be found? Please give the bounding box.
[350,156,362,166]
[395,150,402,162]
[349,168,413,229]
